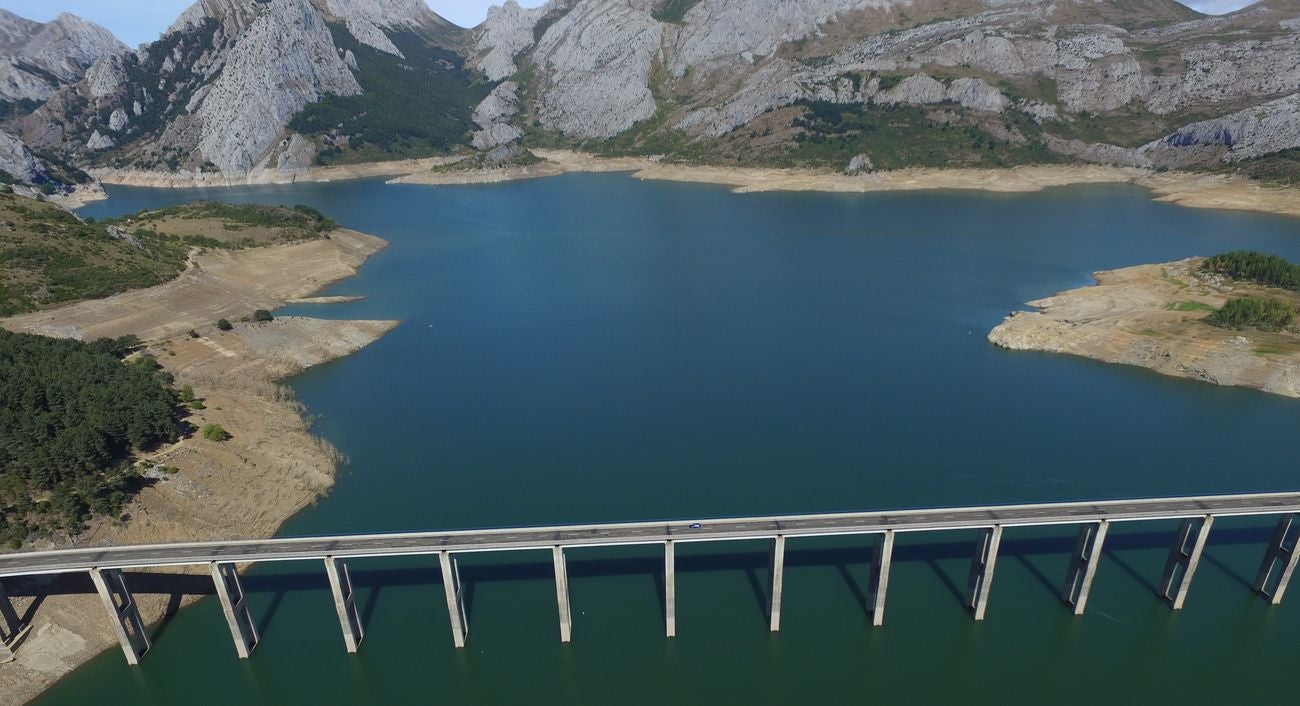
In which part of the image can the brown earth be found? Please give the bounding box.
[989,258,1300,396]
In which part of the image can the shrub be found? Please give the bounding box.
[216,318,233,331]
[201,424,231,442]
[252,309,273,322]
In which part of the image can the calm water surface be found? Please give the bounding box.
[36,175,1300,704]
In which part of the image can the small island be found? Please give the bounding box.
[990,251,1300,397]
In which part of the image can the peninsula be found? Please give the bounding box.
[990,255,1300,397]
[0,194,395,702]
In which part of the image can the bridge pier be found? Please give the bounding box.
[1253,514,1300,605]
[1159,515,1214,610]
[664,541,676,638]
[88,568,150,665]
[439,551,468,648]
[209,562,258,658]
[868,530,895,627]
[965,526,1002,621]
[768,536,786,632]
[1061,521,1109,615]
[324,557,364,652]
[0,580,29,663]
[553,547,572,643]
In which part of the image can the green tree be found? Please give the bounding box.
[252,309,274,322]
[216,318,233,331]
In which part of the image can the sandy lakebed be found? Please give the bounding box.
[0,228,397,704]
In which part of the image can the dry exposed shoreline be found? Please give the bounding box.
[82,149,1300,221]
[0,230,396,704]
[989,258,1300,397]
[92,154,464,189]
[390,149,1300,221]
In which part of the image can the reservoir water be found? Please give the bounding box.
[39,175,1300,704]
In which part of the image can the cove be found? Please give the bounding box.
[38,174,1300,705]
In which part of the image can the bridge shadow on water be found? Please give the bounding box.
[2,525,1275,640]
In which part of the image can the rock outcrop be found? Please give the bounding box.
[530,0,664,138]
[0,10,126,105]
[0,128,49,184]
[193,0,360,173]
[1142,94,1300,167]
[472,0,568,81]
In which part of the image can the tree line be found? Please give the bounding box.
[1203,251,1300,291]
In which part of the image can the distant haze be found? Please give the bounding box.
[0,0,1257,49]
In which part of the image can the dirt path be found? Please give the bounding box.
[989,258,1300,397]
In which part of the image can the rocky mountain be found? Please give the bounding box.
[0,10,126,115]
[461,0,1300,175]
[12,0,1300,182]
[13,0,483,178]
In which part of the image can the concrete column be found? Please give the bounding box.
[1061,520,1109,615]
[0,580,28,663]
[324,556,364,653]
[1158,515,1214,610]
[664,540,676,638]
[439,551,468,648]
[1253,514,1300,605]
[868,530,895,627]
[964,526,1003,621]
[88,568,151,665]
[769,535,786,632]
[209,562,258,658]
[552,546,572,643]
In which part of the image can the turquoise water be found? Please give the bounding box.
[35,175,1300,704]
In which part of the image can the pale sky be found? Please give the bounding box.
[0,0,1256,49]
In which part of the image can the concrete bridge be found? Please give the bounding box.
[2,491,1300,665]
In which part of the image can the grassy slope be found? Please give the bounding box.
[0,195,334,316]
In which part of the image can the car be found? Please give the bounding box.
[688,522,702,529]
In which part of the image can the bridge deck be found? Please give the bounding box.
[2,492,1299,578]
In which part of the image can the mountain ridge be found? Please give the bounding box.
[5,0,1300,186]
